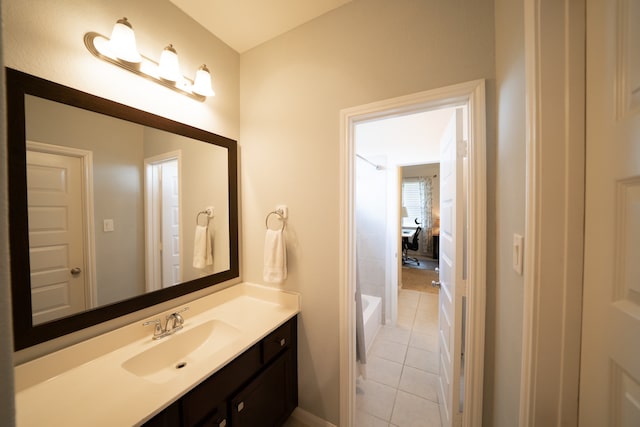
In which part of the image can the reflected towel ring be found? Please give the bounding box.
[196,211,209,226]
[265,210,286,231]
[196,207,214,226]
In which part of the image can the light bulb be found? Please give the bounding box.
[158,44,181,82]
[108,17,141,63]
[192,65,215,97]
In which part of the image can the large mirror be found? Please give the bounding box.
[7,68,239,350]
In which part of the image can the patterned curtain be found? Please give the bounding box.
[419,177,433,256]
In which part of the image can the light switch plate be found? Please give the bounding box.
[103,219,115,232]
[513,233,524,275]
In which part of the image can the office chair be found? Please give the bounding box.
[402,226,422,265]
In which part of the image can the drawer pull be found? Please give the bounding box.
[280,338,286,347]
[237,401,244,412]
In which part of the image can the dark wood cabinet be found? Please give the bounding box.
[143,316,298,427]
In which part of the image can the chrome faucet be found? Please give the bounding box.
[143,307,189,340]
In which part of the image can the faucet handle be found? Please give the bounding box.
[143,319,164,338]
[169,307,189,331]
[174,307,189,315]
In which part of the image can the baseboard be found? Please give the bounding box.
[290,407,337,427]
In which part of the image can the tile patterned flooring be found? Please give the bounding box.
[356,289,442,427]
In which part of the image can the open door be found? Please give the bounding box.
[437,108,466,426]
[144,150,182,291]
[580,1,640,424]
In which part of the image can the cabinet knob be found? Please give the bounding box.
[218,419,227,427]
[280,338,286,347]
[237,401,244,412]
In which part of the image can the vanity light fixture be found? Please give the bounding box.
[84,17,215,101]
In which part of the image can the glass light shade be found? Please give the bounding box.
[402,206,409,218]
[158,44,181,82]
[192,65,215,97]
[108,18,141,63]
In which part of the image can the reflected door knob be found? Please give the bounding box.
[431,280,441,288]
[70,267,82,275]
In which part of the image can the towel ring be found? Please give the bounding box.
[196,207,214,226]
[265,210,286,231]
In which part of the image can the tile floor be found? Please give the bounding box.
[355,289,442,427]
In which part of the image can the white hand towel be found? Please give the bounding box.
[193,225,213,269]
[263,229,287,283]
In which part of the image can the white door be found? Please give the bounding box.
[161,160,181,287]
[438,108,465,426]
[27,150,87,324]
[580,1,640,425]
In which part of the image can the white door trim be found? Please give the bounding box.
[339,80,487,427]
[144,150,183,292]
[519,0,585,425]
[26,140,98,308]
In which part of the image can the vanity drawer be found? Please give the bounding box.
[261,320,292,365]
[182,344,260,427]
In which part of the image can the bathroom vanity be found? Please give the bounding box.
[145,316,297,427]
[14,283,300,426]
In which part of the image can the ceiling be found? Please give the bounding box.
[356,108,456,166]
[169,0,353,53]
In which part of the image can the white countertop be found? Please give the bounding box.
[14,282,300,426]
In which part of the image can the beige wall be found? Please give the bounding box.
[144,128,231,278]
[239,0,495,422]
[26,95,147,305]
[0,1,537,425]
[0,1,17,422]
[487,0,526,425]
[2,0,239,140]
[4,0,240,364]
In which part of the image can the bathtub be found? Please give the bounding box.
[361,294,382,354]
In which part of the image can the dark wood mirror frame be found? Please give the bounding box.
[6,68,239,351]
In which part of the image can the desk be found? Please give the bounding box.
[402,228,416,239]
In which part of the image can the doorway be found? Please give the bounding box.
[339,80,487,427]
[25,140,97,324]
[144,150,183,292]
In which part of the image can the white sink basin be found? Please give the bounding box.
[122,319,241,383]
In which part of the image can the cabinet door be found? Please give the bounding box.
[192,401,227,427]
[141,400,181,427]
[231,354,290,427]
[183,345,261,427]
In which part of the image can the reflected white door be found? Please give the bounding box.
[161,160,180,287]
[580,1,640,425]
[27,150,87,324]
[145,152,181,291]
[438,108,465,427]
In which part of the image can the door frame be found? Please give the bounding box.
[339,80,487,427]
[144,150,183,292]
[519,0,585,425]
[26,140,98,309]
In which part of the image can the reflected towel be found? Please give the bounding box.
[193,225,213,269]
[263,229,287,283]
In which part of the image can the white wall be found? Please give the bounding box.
[3,0,240,364]
[355,155,387,306]
[487,0,526,425]
[239,0,495,422]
